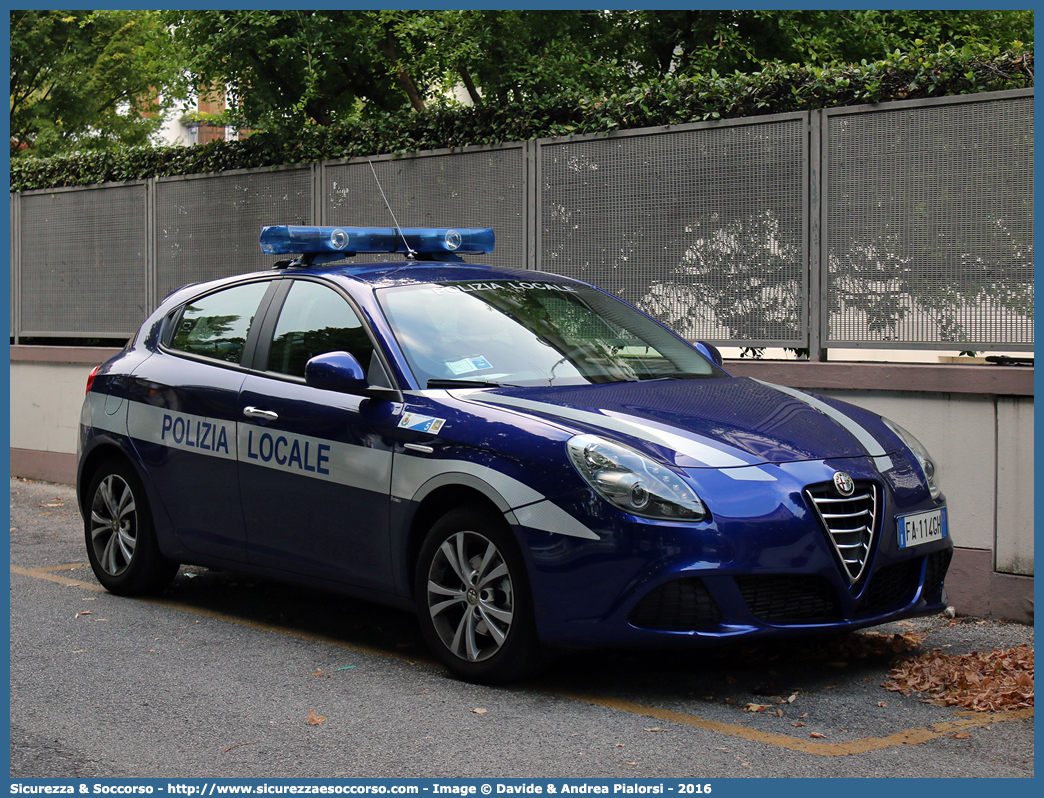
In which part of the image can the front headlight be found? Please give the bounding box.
[566,434,707,520]
[883,418,941,500]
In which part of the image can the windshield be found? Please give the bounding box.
[377,279,723,388]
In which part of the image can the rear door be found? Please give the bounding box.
[127,278,277,562]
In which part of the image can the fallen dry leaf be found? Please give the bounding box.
[471,708,487,714]
[643,727,666,732]
[951,732,971,740]
[809,732,827,739]
[792,722,805,727]
[744,703,769,713]
[882,644,1033,711]
[307,709,326,726]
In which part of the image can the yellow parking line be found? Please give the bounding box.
[554,691,1033,756]
[14,562,1034,757]
[10,563,421,663]
[11,564,105,592]
[139,595,423,664]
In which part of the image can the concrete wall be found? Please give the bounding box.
[10,346,120,484]
[11,347,1033,622]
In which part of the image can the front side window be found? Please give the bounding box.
[378,279,723,388]
[267,280,374,378]
[169,281,270,364]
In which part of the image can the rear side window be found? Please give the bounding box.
[267,280,374,378]
[169,281,270,364]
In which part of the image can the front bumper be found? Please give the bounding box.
[519,455,952,648]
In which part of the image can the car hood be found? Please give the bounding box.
[456,377,899,469]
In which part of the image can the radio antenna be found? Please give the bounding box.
[368,160,416,259]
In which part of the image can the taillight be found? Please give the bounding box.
[85,365,101,395]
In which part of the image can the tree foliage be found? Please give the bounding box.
[161,10,440,129]
[10,10,179,157]
[11,9,1032,156]
[158,9,1033,131]
[11,45,1033,192]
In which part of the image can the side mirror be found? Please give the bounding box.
[305,351,368,394]
[696,341,724,368]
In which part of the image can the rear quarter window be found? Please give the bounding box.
[168,281,270,364]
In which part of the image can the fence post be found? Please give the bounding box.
[313,161,323,226]
[10,192,19,344]
[526,139,539,272]
[146,178,156,314]
[808,110,826,362]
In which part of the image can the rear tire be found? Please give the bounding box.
[415,505,542,683]
[84,459,179,596]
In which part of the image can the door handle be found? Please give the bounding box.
[243,406,279,422]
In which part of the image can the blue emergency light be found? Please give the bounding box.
[259,225,495,264]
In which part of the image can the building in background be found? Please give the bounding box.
[157,88,250,147]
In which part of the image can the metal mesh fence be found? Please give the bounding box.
[9,92,1034,350]
[825,94,1034,348]
[155,168,313,300]
[322,148,526,269]
[19,185,147,336]
[539,117,808,346]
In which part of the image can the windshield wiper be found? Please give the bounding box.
[642,373,712,381]
[427,378,508,389]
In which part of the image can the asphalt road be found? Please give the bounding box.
[9,478,1034,780]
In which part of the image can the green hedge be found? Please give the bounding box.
[11,46,1033,192]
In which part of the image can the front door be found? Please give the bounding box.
[237,278,401,592]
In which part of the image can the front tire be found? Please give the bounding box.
[84,459,179,595]
[415,505,541,683]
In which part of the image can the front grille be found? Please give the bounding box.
[629,578,722,631]
[923,549,953,601]
[735,574,842,623]
[806,481,879,583]
[858,559,921,615]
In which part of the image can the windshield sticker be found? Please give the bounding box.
[452,281,579,294]
[398,413,446,434]
[446,355,492,375]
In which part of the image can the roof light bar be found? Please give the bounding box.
[259,226,495,257]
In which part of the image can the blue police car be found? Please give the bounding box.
[78,225,951,683]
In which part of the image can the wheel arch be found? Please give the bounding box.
[77,439,138,517]
[404,475,516,601]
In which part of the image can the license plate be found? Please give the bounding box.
[897,508,948,548]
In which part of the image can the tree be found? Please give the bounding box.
[11,9,1032,153]
[163,10,438,130]
[407,10,632,105]
[621,10,1033,78]
[155,10,1033,134]
[10,10,178,157]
